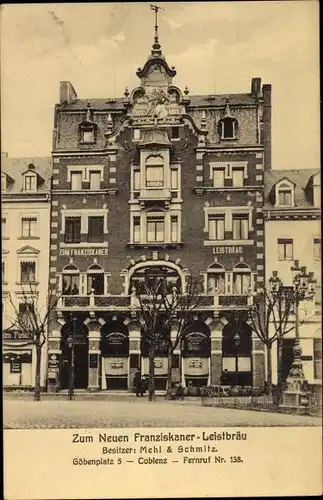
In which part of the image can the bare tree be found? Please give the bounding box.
[5,284,60,401]
[131,272,203,402]
[248,285,309,399]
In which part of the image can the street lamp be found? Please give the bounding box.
[272,261,316,414]
[233,332,240,386]
[67,316,77,401]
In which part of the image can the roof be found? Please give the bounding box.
[264,169,320,209]
[1,156,52,194]
[59,93,257,111]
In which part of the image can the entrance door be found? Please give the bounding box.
[74,344,88,389]
[60,321,89,390]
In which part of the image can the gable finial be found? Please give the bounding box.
[223,98,232,118]
[86,102,92,122]
[149,4,164,57]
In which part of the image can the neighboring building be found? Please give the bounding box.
[1,154,52,389]
[47,24,271,392]
[264,169,321,386]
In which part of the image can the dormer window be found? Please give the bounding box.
[79,104,96,144]
[219,117,237,140]
[24,174,36,191]
[82,129,95,144]
[275,179,295,207]
[1,174,7,192]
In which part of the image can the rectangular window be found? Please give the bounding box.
[62,275,79,295]
[278,190,292,206]
[209,215,225,240]
[2,217,7,238]
[232,214,249,240]
[314,238,321,260]
[133,217,140,243]
[1,175,6,192]
[232,168,244,187]
[170,169,178,191]
[147,218,164,242]
[146,166,164,187]
[19,302,34,325]
[88,216,104,243]
[20,262,36,283]
[314,339,322,380]
[171,216,178,242]
[213,169,225,188]
[65,217,81,243]
[133,129,141,141]
[70,172,83,191]
[278,239,293,260]
[133,170,140,191]
[82,130,94,143]
[2,261,5,284]
[233,273,251,294]
[89,171,101,190]
[24,175,36,191]
[171,127,179,139]
[21,217,37,238]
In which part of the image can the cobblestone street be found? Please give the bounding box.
[4,396,321,429]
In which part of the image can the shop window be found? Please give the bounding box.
[88,216,104,243]
[23,174,37,191]
[232,168,244,187]
[87,264,104,295]
[232,214,249,240]
[207,263,225,294]
[314,238,321,260]
[21,217,37,238]
[70,171,83,191]
[65,217,81,243]
[147,216,164,242]
[89,171,101,190]
[213,169,225,188]
[278,238,293,260]
[20,262,36,283]
[314,338,322,379]
[62,265,80,295]
[209,215,225,240]
[233,263,251,295]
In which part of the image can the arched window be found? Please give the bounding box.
[207,263,225,294]
[233,262,251,295]
[129,265,181,295]
[62,264,80,295]
[145,155,164,187]
[218,117,238,140]
[87,263,104,295]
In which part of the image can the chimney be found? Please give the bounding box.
[251,78,261,96]
[262,84,272,171]
[59,81,78,104]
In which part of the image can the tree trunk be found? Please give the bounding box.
[34,343,42,402]
[166,344,173,400]
[277,338,284,405]
[266,343,273,397]
[148,342,155,402]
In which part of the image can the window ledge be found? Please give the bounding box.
[204,239,254,246]
[15,281,39,286]
[2,237,9,240]
[60,242,109,248]
[127,242,184,249]
[17,237,40,240]
[278,258,294,261]
[55,189,118,195]
[193,186,261,194]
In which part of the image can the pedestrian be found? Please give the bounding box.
[220,369,229,385]
[134,370,142,397]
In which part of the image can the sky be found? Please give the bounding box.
[1,1,319,169]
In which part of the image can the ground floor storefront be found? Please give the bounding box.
[46,310,267,393]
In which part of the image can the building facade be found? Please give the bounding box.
[264,169,321,386]
[47,28,272,392]
[2,154,52,389]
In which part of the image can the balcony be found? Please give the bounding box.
[138,187,171,203]
[218,295,249,307]
[58,295,131,310]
